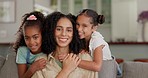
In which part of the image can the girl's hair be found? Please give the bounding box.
[42,11,84,55]
[77,9,105,26]
[13,11,45,52]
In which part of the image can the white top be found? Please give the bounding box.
[89,31,112,60]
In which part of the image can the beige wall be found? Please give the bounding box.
[0,0,34,43]
[0,0,148,61]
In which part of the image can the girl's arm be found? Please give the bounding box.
[78,45,104,72]
[17,64,28,78]
[17,58,46,78]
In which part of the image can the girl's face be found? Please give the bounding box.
[55,18,73,48]
[23,25,42,54]
[76,14,96,41]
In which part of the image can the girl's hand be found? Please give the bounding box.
[80,50,87,54]
[29,58,47,73]
[62,53,81,73]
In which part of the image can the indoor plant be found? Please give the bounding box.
[137,11,148,42]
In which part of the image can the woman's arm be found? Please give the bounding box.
[17,58,46,78]
[78,45,104,72]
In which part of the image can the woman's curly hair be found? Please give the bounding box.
[42,11,84,55]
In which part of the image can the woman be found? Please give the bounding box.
[32,11,98,78]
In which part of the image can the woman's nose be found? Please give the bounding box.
[61,30,66,36]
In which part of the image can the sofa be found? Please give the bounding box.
[0,51,118,78]
[122,61,148,78]
[0,51,148,78]
[0,52,18,78]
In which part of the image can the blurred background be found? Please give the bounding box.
[0,0,148,62]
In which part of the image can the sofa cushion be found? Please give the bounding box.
[123,61,148,78]
[0,55,5,70]
[98,60,117,78]
[0,52,18,78]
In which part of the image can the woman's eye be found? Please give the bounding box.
[83,25,87,27]
[56,28,62,31]
[67,29,72,32]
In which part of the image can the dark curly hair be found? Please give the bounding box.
[42,11,84,55]
[77,9,105,26]
[13,11,45,52]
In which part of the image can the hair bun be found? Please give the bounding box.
[97,15,105,24]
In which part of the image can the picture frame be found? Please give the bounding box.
[0,0,15,23]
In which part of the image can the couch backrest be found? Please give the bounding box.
[98,60,117,78]
[0,52,119,78]
[122,61,148,78]
[0,52,18,78]
[0,55,5,70]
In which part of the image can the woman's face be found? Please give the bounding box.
[55,17,73,48]
[23,25,42,54]
[76,15,95,41]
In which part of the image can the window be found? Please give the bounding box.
[102,0,111,24]
[0,0,15,23]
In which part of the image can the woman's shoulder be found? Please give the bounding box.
[79,50,92,61]
[35,53,47,61]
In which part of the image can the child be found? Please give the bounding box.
[76,9,112,71]
[13,11,46,78]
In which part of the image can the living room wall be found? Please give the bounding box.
[0,0,148,61]
[0,0,34,43]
